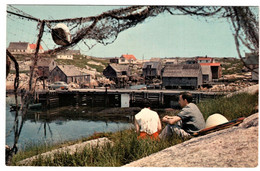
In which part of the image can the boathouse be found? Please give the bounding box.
[49,65,90,84]
[142,61,162,78]
[161,64,203,89]
[103,64,130,88]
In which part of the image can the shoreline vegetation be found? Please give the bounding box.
[10,91,258,166]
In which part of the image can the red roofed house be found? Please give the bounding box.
[196,56,215,63]
[120,54,137,64]
[7,42,44,54]
[196,56,222,80]
[29,44,44,53]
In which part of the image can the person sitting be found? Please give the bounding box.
[134,102,162,140]
[159,92,205,140]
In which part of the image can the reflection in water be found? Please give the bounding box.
[6,96,135,150]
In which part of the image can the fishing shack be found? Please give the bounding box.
[161,64,203,89]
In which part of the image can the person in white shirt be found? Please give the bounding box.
[134,103,162,140]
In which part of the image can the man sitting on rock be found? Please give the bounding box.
[159,92,205,140]
[134,101,162,140]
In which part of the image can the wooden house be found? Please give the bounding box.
[196,56,222,80]
[103,64,130,88]
[142,61,162,78]
[199,63,222,79]
[49,65,89,84]
[162,64,203,89]
[33,58,57,79]
[200,65,212,83]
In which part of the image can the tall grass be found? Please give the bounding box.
[11,92,258,166]
[25,130,183,166]
[198,92,258,120]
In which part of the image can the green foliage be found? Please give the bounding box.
[216,58,244,75]
[198,92,258,120]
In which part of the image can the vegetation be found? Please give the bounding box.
[215,58,244,75]
[11,92,258,166]
[55,55,110,73]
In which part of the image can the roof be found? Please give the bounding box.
[143,61,161,69]
[199,63,221,66]
[29,44,43,50]
[8,42,29,50]
[57,65,83,76]
[196,57,213,60]
[110,64,129,72]
[37,58,55,66]
[162,64,201,77]
[121,54,137,61]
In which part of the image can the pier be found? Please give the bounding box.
[35,88,225,109]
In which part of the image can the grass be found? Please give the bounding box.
[10,92,258,166]
[198,92,258,120]
[55,55,109,73]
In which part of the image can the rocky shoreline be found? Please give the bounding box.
[124,113,258,167]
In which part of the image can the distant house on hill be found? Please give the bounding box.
[56,50,74,60]
[29,44,44,53]
[196,56,215,63]
[120,54,137,64]
[161,64,203,89]
[49,65,89,84]
[7,42,44,54]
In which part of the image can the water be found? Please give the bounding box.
[6,95,134,149]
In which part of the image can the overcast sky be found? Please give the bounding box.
[4,1,259,59]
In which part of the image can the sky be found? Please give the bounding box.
[4,2,259,60]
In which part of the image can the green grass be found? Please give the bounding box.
[30,130,184,166]
[55,55,109,73]
[198,92,258,120]
[11,92,258,166]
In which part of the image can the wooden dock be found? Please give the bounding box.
[36,88,225,109]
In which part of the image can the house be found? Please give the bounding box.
[7,42,44,54]
[244,53,259,81]
[142,61,162,78]
[29,44,44,53]
[199,63,222,79]
[200,65,212,83]
[49,65,90,84]
[161,64,203,89]
[103,64,130,88]
[32,58,57,79]
[196,56,215,63]
[56,50,80,60]
[119,54,137,64]
[103,64,130,78]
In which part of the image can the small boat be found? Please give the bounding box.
[9,103,42,111]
